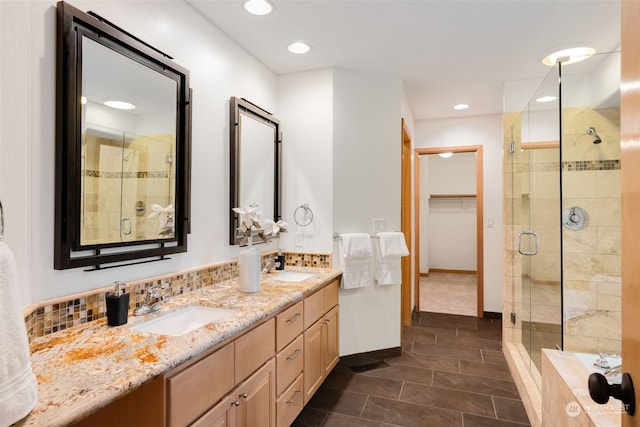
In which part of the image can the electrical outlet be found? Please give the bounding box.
[373,218,385,233]
[295,232,303,247]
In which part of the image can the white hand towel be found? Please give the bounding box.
[339,234,373,289]
[0,242,38,426]
[378,232,409,257]
[340,233,373,258]
[375,232,409,286]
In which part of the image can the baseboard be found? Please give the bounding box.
[336,346,402,369]
[483,311,502,319]
[429,268,477,275]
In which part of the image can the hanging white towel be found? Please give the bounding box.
[375,232,409,286]
[339,233,373,289]
[0,242,38,426]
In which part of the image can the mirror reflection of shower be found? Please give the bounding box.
[587,127,602,144]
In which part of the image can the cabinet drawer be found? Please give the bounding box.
[276,374,304,427]
[166,343,235,427]
[276,301,303,352]
[235,318,275,381]
[323,279,339,312]
[276,334,304,396]
[304,289,324,329]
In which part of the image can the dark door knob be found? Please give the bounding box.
[588,372,635,415]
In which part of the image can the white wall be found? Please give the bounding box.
[415,115,503,313]
[332,68,403,356]
[0,0,279,304]
[277,69,334,253]
[425,153,477,271]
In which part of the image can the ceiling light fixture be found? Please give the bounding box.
[287,41,311,54]
[453,104,469,110]
[542,47,595,66]
[243,0,274,16]
[536,95,557,103]
[439,152,453,158]
[104,100,136,110]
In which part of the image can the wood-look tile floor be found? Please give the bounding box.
[292,312,530,427]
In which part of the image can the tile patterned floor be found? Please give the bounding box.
[292,312,530,427]
[419,273,477,316]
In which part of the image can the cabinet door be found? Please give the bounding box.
[236,358,276,427]
[191,395,238,427]
[323,306,339,377]
[303,319,323,404]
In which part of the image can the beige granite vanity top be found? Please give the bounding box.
[16,267,341,427]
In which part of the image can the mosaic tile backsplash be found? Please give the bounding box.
[23,251,331,343]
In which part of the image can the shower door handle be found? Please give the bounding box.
[122,217,132,236]
[518,231,538,256]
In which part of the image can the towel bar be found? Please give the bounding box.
[333,232,379,240]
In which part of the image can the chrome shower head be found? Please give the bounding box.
[587,127,602,144]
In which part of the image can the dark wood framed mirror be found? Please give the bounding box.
[54,1,192,270]
[229,97,281,245]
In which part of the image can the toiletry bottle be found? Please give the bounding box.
[275,250,285,270]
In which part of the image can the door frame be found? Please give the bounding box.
[414,145,484,317]
[401,119,413,327]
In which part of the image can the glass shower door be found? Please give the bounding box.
[518,66,562,380]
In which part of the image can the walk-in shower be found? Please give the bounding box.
[503,50,621,422]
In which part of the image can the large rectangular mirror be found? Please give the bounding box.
[229,97,281,245]
[55,1,192,269]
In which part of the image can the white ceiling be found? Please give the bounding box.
[187,0,621,120]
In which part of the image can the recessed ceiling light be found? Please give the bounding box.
[542,47,595,66]
[453,104,469,110]
[287,42,311,55]
[104,100,136,110]
[439,152,453,158]
[243,0,274,16]
[536,95,557,103]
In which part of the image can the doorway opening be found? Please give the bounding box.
[414,146,483,317]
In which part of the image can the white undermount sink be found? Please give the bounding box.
[130,306,236,336]
[267,271,315,282]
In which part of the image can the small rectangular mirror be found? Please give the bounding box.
[229,97,281,245]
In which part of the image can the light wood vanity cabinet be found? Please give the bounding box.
[303,280,339,404]
[166,319,275,427]
[193,358,276,427]
[75,276,340,427]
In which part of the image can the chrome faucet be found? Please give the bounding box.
[133,284,169,316]
[262,258,277,274]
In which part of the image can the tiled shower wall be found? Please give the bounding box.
[502,106,621,358]
[82,133,175,244]
[561,106,621,354]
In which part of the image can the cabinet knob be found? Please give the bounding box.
[588,372,635,415]
[232,400,240,407]
[239,392,248,399]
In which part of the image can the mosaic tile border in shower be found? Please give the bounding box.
[23,251,331,343]
[528,159,621,172]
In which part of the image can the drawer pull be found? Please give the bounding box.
[286,349,302,361]
[232,400,240,407]
[323,319,330,325]
[286,313,301,323]
[239,392,248,399]
[286,390,302,405]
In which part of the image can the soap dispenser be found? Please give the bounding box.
[238,235,261,292]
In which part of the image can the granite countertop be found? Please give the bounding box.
[17,267,342,427]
